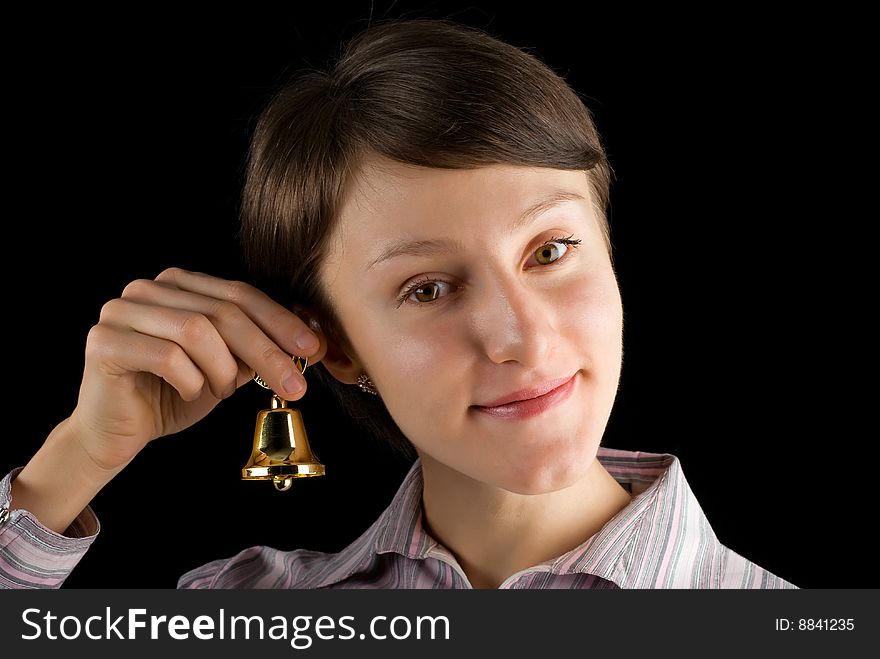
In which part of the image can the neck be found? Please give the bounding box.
[418,452,633,589]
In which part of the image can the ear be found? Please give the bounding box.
[293,305,364,385]
[316,332,364,385]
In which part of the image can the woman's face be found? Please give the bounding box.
[320,156,623,494]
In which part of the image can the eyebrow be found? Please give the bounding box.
[365,189,587,271]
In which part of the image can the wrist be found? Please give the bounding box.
[10,417,122,534]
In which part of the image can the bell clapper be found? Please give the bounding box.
[274,477,294,492]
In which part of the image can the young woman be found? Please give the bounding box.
[0,18,797,589]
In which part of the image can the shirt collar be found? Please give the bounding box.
[547,447,723,588]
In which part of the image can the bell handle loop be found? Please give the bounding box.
[253,355,309,390]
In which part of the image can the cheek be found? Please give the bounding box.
[381,322,464,415]
[563,268,623,356]
[373,323,467,453]
[347,308,464,427]
[386,327,457,377]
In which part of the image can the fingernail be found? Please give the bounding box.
[295,332,319,352]
[282,372,305,396]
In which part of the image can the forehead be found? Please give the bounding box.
[333,155,592,241]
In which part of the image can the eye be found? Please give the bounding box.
[397,278,455,307]
[410,280,450,304]
[531,235,582,266]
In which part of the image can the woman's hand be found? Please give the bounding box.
[8,267,325,534]
[68,267,326,474]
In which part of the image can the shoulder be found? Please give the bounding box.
[177,543,356,589]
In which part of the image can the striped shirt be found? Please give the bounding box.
[0,446,798,589]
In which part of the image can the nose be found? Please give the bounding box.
[469,272,555,367]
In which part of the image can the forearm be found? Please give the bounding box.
[10,417,123,534]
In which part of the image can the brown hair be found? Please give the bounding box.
[238,18,613,461]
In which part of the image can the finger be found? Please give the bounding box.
[120,278,308,399]
[99,298,240,400]
[232,356,257,389]
[152,268,321,356]
[85,324,206,402]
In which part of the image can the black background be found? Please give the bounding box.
[3,2,868,589]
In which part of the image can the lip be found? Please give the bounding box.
[472,372,578,420]
[476,374,577,408]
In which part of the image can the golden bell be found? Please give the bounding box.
[243,356,325,491]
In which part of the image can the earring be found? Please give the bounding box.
[357,373,378,395]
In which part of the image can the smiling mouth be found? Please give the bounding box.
[471,372,578,420]
[474,373,577,408]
